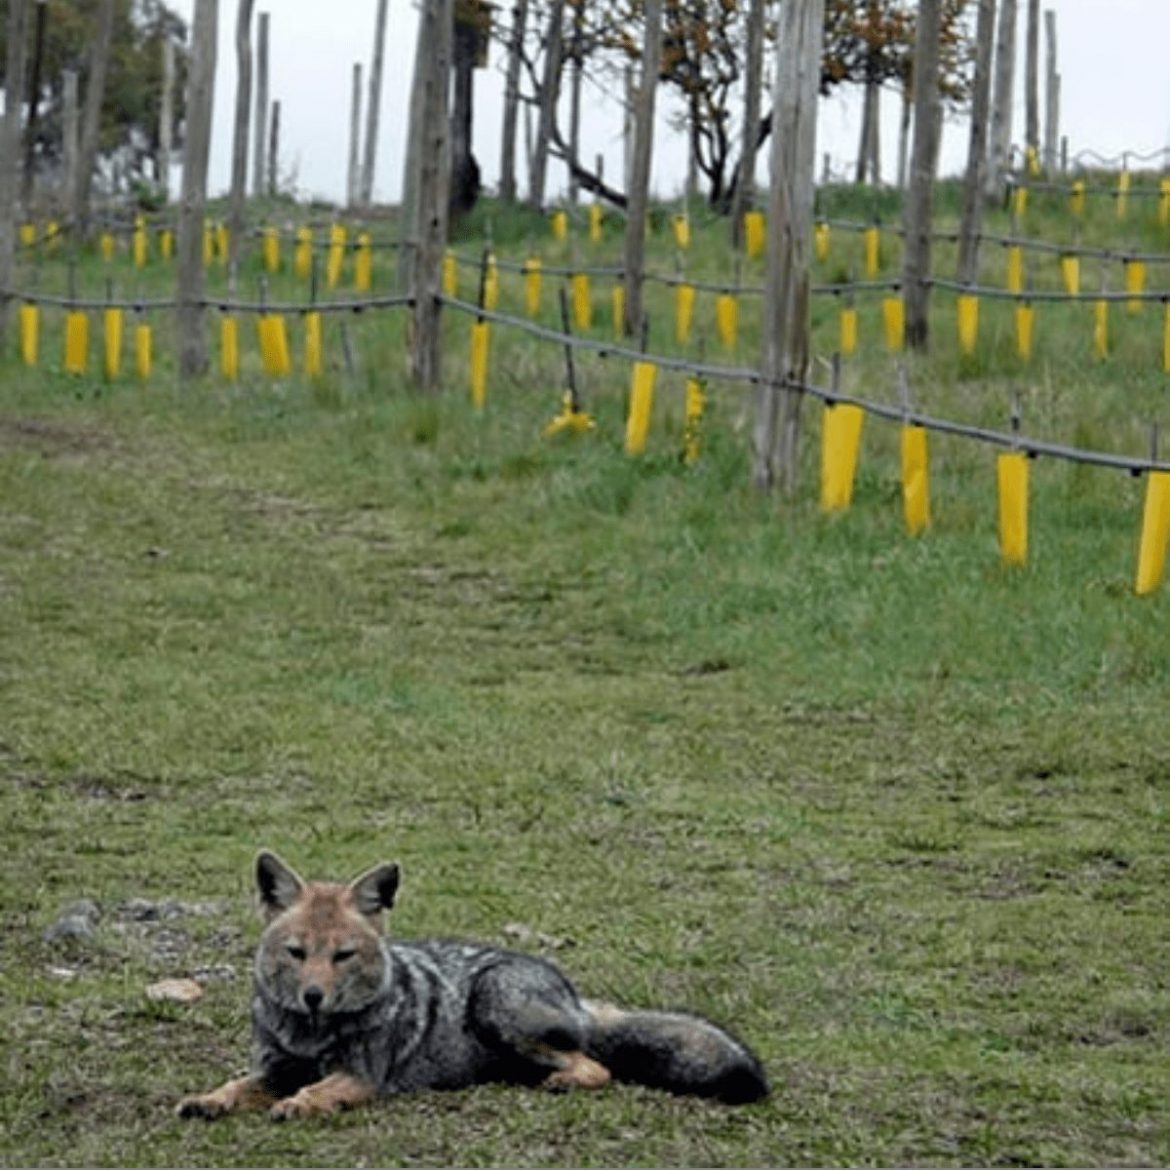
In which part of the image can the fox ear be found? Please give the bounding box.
[255,850,305,916]
[349,862,400,919]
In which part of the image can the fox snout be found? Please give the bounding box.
[301,985,325,1013]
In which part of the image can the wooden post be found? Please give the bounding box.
[567,0,583,205]
[176,0,219,380]
[360,0,390,206]
[529,0,565,210]
[61,68,78,213]
[409,0,454,391]
[729,0,765,249]
[902,0,942,349]
[754,0,824,492]
[956,0,995,285]
[499,0,528,203]
[986,0,1017,200]
[71,0,115,237]
[895,79,911,190]
[227,0,253,277]
[1043,9,1058,172]
[347,63,363,208]
[623,63,635,193]
[252,10,268,197]
[21,0,47,207]
[621,0,664,338]
[159,37,175,197]
[0,0,30,348]
[1024,0,1039,163]
[267,98,281,196]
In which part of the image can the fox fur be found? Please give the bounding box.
[176,851,769,1121]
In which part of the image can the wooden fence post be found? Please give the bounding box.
[159,37,174,197]
[360,0,390,206]
[499,0,528,204]
[227,0,254,276]
[347,64,363,208]
[71,0,115,237]
[986,0,1017,201]
[267,98,281,196]
[1043,9,1059,172]
[529,0,565,210]
[957,0,996,285]
[1024,0,1039,164]
[729,0,765,250]
[0,0,30,349]
[252,10,268,197]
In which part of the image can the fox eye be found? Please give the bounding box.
[286,944,306,961]
[332,947,356,964]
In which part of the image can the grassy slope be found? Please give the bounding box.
[1,182,1169,1166]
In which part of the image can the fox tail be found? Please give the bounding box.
[582,1001,769,1105]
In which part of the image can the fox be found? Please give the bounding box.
[176,850,769,1121]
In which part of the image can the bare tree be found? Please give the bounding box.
[252,10,268,196]
[176,0,219,379]
[621,0,664,338]
[70,0,115,236]
[227,0,254,276]
[902,0,942,348]
[0,0,31,348]
[754,0,824,492]
[729,0,765,249]
[957,0,996,284]
[159,37,175,196]
[1042,8,1058,171]
[1023,0,1038,163]
[985,0,1017,199]
[61,69,78,211]
[21,0,47,206]
[360,0,390,205]
[347,63,363,208]
[529,0,565,210]
[499,0,529,203]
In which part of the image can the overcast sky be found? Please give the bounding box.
[168,0,1170,205]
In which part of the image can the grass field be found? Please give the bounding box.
[2,181,1169,1166]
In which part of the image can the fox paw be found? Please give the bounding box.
[176,1095,226,1121]
[269,1095,328,1122]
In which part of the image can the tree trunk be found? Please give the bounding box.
[754,0,824,492]
[985,0,1016,200]
[729,0,765,248]
[567,0,583,205]
[0,0,30,348]
[252,10,268,197]
[621,0,664,338]
[227,0,253,277]
[1043,8,1058,172]
[856,69,880,185]
[360,0,390,205]
[347,62,362,208]
[451,5,481,215]
[1023,0,1039,161]
[267,98,280,196]
[21,0,47,207]
[895,78,911,189]
[398,9,429,293]
[956,0,995,284]
[902,0,942,349]
[498,0,528,203]
[529,0,565,210]
[70,0,115,237]
[159,37,175,197]
[176,0,219,380]
[409,0,453,391]
[61,68,78,213]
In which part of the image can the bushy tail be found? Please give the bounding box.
[582,1001,769,1105]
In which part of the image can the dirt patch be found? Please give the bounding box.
[0,417,114,462]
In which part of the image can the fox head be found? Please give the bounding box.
[253,850,400,1018]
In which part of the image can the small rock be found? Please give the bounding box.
[47,966,79,980]
[43,899,101,945]
[145,977,204,1004]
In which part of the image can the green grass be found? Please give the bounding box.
[1,181,1169,1166]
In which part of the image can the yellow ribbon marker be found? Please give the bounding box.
[1116,169,1131,220]
[1015,301,1035,362]
[1134,471,1170,595]
[64,311,89,374]
[19,222,36,247]
[675,282,695,345]
[820,403,865,512]
[103,307,124,380]
[672,214,690,250]
[625,360,657,455]
[523,256,542,317]
[882,295,905,351]
[1092,298,1108,359]
[135,320,152,380]
[1068,179,1085,217]
[715,292,739,353]
[956,293,979,357]
[1012,185,1028,219]
[839,304,858,357]
[354,232,372,292]
[220,316,240,381]
[483,253,499,312]
[863,224,880,278]
[159,228,174,261]
[744,210,765,260]
[469,319,490,409]
[1006,244,1023,294]
[997,451,1030,567]
[1060,253,1080,295]
[683,377,705,465]
[589,203,603,244]
[814,221,830,262]
[304,311,322,377]
[258,314,292,376]
[1125,259,1145,314]
[294,226,313,279]
[326,224,347,289]
[442,249,458,298]
[19,303,39,367]
[611,285,625,339]
[571,272,592,331]
[900,424,930,536]
[100,231,116,262]
[262,226,280,273]
[133,217,147,268]
[1160,178,1170,228]
[551,210,568,242]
